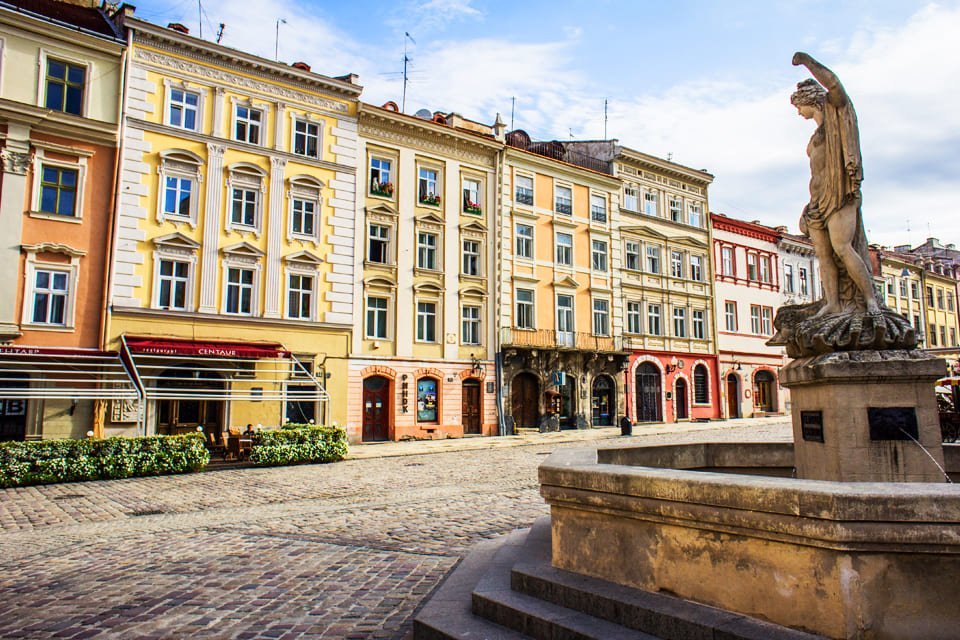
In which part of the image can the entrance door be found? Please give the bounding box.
[462,379,481,435]
[362,376,391,441]
[591,376,613,426]
[511,372,539,428]
[675,378,689,420]
[0,377,28,441]
[754,370,775,413]
[635,363,662,422]
[558,376,577,429]
[726,373,740,418]
[157,366,223,435]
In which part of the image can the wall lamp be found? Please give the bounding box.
[665,356,684,374]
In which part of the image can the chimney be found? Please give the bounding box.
[493,113,506,142]
[947,244,956,250]
[927,237,942,249]
[291,62,311,72]
[167,23,190,34]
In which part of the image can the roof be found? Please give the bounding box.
[1,0,120,38]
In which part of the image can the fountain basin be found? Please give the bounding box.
[540,442,960,639]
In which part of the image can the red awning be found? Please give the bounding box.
[124,337,287,359]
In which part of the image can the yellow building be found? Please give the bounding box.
[103,15,361,438]
[873,248,926,346]
[348,104,502,442]
[920,260,959,359]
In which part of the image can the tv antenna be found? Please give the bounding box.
[402,32,416,113]
[216,23,225,43]
[510,96,515,130]
[603,98,608,140]
[197,0,202,38]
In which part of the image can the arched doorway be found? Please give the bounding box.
[462,379,482,435]
[511,372,539,429]
[157,366,223,435]
[0,374,29,442]
[591,375,614,426]
[362,375,391,441]
[754,370,776,413]
[726,373,741,418]
[635,363,662,422]
[675,378,689,420]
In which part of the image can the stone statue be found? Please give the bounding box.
[768,53,916,357]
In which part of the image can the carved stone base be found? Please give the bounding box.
[770,301,916,358]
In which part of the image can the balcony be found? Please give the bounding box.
[501,328,624,353]
[555,201,572,215]
[515,188,534,206]
[591,207,607,223]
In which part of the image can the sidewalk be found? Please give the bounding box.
[345,416,791,460]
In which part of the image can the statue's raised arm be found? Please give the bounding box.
[792,51,848,107]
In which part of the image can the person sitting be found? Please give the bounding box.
[242,424,255,437]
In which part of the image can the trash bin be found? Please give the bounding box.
[620,415,632,436]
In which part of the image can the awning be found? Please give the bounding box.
[0,345,139,400]
[121,336,328,402]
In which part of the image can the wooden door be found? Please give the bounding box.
[675,378,688,420]
[462,380,481,435]
[726,374,740,418]
[511,373,539,428]
[635,363,662,422]
[363,376,391,441]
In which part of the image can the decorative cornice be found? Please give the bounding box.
[711,214,780,244]
[360,111,499,168]
[111,305,353,330]
[21,242,86,257]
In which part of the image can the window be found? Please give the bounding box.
[157,259,189,310]
[951,327,957,347]
[885,278,894,295]
[39,166,79,217]
[927,286,934,306]
[168,88,199,130]
[644,191,658,216]
[747,254,758,281]
[721,247,734,276]
[370,157,393,197]
[688,202,703,227]
[759,256,771,283]
[44,58,85,115]
[941,325,947,346]
[231,187,258,228]
[293,119,320,158]
[590,194,607,222]
[899,278,908,297]
[784,264,795,293]
[416,301,437,342]
[948,291,955,311]
[625,240,641,270]
[554,185,572,214]
[462,305,481,345]
[417,378,438,422]
[368,224,391,264]
[761,307,773,335]
[799,267,809,295]
[914,314,922,339]
[516,224,533,259]
[163,176,192,220]
[669,198,682,223]
[911,281,920,299]
[623,186,638,212]
[693,364,708,404]
[692,309,706,340]
[937,289,945,309]
[670,250,684,278]
[646,245,661,274]
[627,302,642,334]
[556,233,573,266]
[647,304,662,336]
[286,274,313,320]
[463,178,482,214]
[234,105,262,144]
[690,255,703,281]
[930,323,938,346]
[673,307,686,338]
[31,269,69,325]
[366,296,388,338]
[462,239,480,276]
[591,240,608,272]
[417,232,438,270]
[418,167,440,205]
[724,301,737,331]
[516,289,534,329]
[515,175,534,205]
[557,295,575,336]
[225,267,254,315]
[593,299,610,336]
[750,305,761,334]
[157,151,201,225]
[291,199,317,238]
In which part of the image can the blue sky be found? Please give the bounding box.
[130,0,960,248]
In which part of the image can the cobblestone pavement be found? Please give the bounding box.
[0,419,791,639]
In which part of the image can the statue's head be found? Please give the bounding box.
[791,79,826,119]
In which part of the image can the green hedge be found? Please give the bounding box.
[0,434,209,488]
[249,424,347,467]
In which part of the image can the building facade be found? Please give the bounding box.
[103,16,361,438]
[0,0,129,441]
[712,213,788,419]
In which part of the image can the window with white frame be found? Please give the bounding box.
[225,267,255,315]
[418,167,441,205]
[168,88,199,130]
[416,301,438,342]
[44,57,85,115]
[646,245,661,273]
[593,299,610,336]
[673,307,687,337]
[690,254,703,281]
[670,250,684,278]
[38,165,79,217]
[554,184,572,214]
[591,239,608,272]
[234,104,263,144]
[784,264,795,293]
[286,273,314,320]
[627,301,642,333]
[761,306,773,335]
[157,259,190,310]
[724,301,737,331]
[899,278,908,297]
[799,267,809,295]
[462,177,482,214]
[516,289,534,329]
[293,119,320,158]
[747,254,758,280]
[417,232,438,270]
[227,167,264,232]
[669,197,683,223]
[693,364,709,403]
[759,255,772,283]
[688,202,703,227]
[515,174,534,205]
[462,304,481,345]
[291,198,317,238]
[462,239,481,276]
[884,277,894,296]
[31,269,69,325]
[163,175,193,220]
[623,186,638,212]
[556,233,573,266]
[366,296,389,339]
[557,295,575,335]
[515,223,533,259]
[157,151,202,226]
[647,303,662,336]
[721,246,734,275]
[368,223,391,264]
[750,305,761,334]
[590,194,607,223]
[692,309,706,340]
[644,191,658,216]
[625,240,641,270]
[369,157,393,197]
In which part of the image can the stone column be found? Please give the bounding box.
[198,143,225,313]
[0,125,31,339]
[263,156,286,319]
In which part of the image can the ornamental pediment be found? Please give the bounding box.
[222,241,264,257]
[284,250,323,266]
[366,203,398,218]
[620,225,668,239]
[153,232,201,251]
[669,236,709,249]
[460,220,487,234]
[415,210,446,225]
[553,274,581,289]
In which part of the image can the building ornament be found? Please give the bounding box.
[1,149,31,175]
[360,123,496,168]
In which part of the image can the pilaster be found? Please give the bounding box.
[0,125,31,338]
[198,143,225,313]
[264,156,287,318]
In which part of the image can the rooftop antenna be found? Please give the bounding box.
[197,0,202,38]
[216,22,225,44]
[603,98,608,140]
[402,31,416,113]
[275,19,287,61]
[667,152,673,162]
[569,128,574,139]
[510,96,515,130]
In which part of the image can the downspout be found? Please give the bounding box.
[494,145,507,435]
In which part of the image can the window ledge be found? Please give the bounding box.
[291,234,320,245]
[20,323,75,332]
[27,210,82,224]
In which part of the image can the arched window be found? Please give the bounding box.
[693,364,709,404]
[417,377,439,422]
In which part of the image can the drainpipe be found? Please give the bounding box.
[494,143,507,435]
